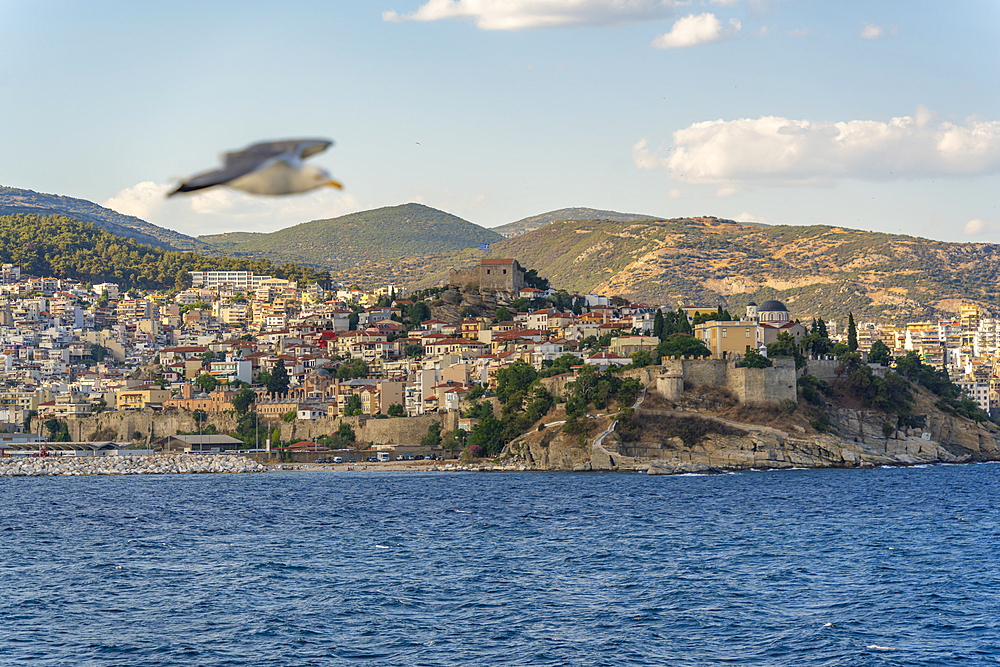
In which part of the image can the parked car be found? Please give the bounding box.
[333,457,343,464]
[315,458,327,463]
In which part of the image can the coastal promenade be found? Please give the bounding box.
[0,453,266,476]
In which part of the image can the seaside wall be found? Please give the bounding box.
[33,410,449,447]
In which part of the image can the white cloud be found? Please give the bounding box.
[634,107,1000,186]
[668,188,683,199]
[652,13,741,48]
[787,26,810,36]
[735,211,767,224]
[860,22,897,39]
[102,181,171,221]
[383,0,685,30]
[104,182,362,237]
[964,219,985,235]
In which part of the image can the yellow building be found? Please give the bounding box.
[116,385,171,411]
[695,320,758,358]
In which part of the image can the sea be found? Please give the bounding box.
[1,464,998,666]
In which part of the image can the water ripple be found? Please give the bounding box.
[1,466,998,665]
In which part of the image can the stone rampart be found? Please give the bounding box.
[655,358,796,405]
[34,410,448,448]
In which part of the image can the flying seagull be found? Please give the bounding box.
[167,138,342,197]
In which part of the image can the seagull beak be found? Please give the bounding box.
[327,179,344,190]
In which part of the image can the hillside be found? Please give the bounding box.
[199,203,502,269]
[0,213,327,291]
[477,216,1000,323]
[0,186,208,252]
[491,207,659,237]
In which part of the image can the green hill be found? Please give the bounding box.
[199,203,502,269]
[491,207,660,237]
[0,186,208,252]
[0,213,327,292]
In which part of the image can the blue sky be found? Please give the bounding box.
[1,1,998,242]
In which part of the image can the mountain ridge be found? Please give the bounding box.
[0,186,209,252]
[198,202,503,269]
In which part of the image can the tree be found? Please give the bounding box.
[387,403,405,417]
[174,269,192,292]
[267,359,290,395]
[348,312,359,331]
[495,360,537,405]
[420,422,442,448]
[848,313,858,352]
[336,359,369,380]
[868,340,893,366]
[653,309,665,340]
[767,332,806,369]
[468,414,504,457]
[344,394,362,416]
[466,384,486,400]
[407,301,431,324]
[655,334,710,361]
[736,348,772,368]
[630,350,653,368]
[232,387,256,416]
[194,373,218,393]
[336,422,356,443]
[494,306,513,323]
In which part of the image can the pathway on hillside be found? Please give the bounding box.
[592,388,647,461]
[636,406,791,439]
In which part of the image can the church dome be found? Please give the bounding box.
[758,300,788,312]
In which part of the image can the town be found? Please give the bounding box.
[0,256,995,460]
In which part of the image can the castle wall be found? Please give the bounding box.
[654,358,796,405]
[448,267,479,289]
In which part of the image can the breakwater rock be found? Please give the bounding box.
[0,454,267,477]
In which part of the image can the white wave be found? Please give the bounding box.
[375,545,391,549]
[867,644,895,651]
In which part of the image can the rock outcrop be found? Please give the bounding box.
[504,385,1000,474]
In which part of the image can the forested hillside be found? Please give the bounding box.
[199,203,502,269]
[0,214,329,291]
[0,186,208,252]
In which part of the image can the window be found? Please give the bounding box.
[722,329,727,338]
[745,329,751,337]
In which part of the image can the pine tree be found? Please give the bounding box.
[653,309,665,340]
[267,359,290,395]
[848,313,858,351]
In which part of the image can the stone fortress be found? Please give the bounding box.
[655,357,797,406]
[448,258,526,293]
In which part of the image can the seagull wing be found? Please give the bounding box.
[224,138,332,164]
[167,156,269,196]
[167,138,333,196]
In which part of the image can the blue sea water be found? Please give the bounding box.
[1,465,998,666]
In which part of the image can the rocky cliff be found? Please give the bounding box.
[503,383,1000,474]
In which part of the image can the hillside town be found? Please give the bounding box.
[0,258,996,453]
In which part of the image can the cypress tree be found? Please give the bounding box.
[848,313,858,351]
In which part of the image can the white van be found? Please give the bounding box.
[333,456,343,464]
[377,452,390,462]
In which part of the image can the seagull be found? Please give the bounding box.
[167,138,342,197]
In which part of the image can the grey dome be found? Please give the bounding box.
[758,300,787,312]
